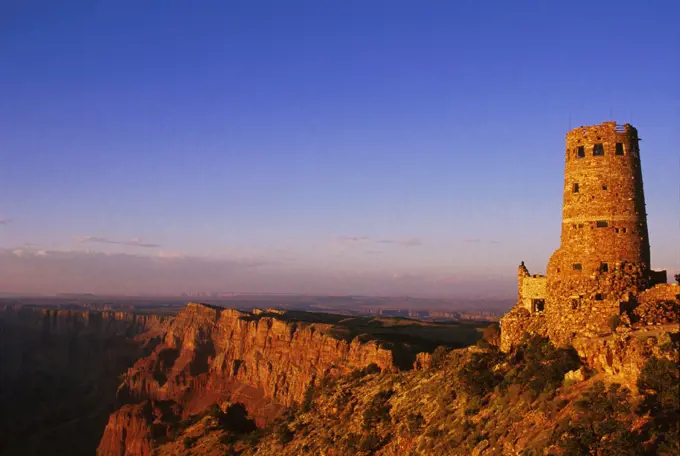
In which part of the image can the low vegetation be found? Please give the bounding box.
[152,335,679,455]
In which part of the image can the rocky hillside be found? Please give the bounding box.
[97,302,468,455]
[151,327,679,456]
[0,306,169,456]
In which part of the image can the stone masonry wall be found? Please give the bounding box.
[502,122,665,351]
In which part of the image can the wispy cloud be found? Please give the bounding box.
[338,236,423,247]
[462,238,501,245]
[336,235,372,244]
[0,218,11,225]
[377,237,423,247]
[75,236,161,248]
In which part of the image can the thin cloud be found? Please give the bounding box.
[0,218,11,224]
[462,239,502,245]
[337,235,371,244]
[377,237,423,247]
[76,236,161,248]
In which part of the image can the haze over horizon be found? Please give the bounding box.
[1,0,678,298]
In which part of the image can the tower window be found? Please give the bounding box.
[622,228,627,233]
[571,299,580,310]
[593,144,605,156]
[602,184,607,191]
[573,263,582,271]
[594,293,604,301]
[577,146,585,158]
[532,299,545,313]
[596,220,608,228]
[573,183,579,193]
[615,143,624,155]
[600,262,609,272]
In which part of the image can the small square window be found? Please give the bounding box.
[615,228,620,233]
[593,143,605,156]
[578,224,584,229]
[594,293,604,301]
[577,146,585,158]
[596,220,608,228]
[571,299,579,310]
[615,143,624,155]
[573,183,579,193]
[573,263,582,271]
[602,184,607,191]
[600,262,609,272]
[622,228,627,233]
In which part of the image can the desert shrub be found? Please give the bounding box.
[430,346,451,369]
[207,403,256,434]
[637,357,680,454]
[482,323,501,347]
[362,389,393,430]
[554,382,637,455]
[358,433,384,452]
[350,363,381,380]
[301,383,315,412]
[505,336,580,397]
[405,413,425,435]
[457,350,505,398]
[674,273,679,285]
[273,421,294,444]
[183,435,199,448]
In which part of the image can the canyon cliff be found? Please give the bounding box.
[97,302,400,455]
[0,305,169,456]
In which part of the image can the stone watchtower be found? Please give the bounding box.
[544,122,663,343]
[500,121,668,350]
[547,122,649,279]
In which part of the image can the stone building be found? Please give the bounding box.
[501,121,673,351]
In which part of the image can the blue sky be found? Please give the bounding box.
[0,0,678,296]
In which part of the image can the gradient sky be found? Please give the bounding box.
[1,0,678,297]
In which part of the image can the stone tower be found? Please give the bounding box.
[544,121,656,343]
[499,121,670,351]
[547,122,650,278]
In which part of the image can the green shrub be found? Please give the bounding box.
[405,413,425,435]
[362,389,393,430]
[457,350,505,398]
[183,435,199,448]
[637,357,680,454]
[430,346,451,369]
[505,336,580,398]
[554,382,637,455]
[301,383,315,413]
[482,323,501,347]
[273,421,294,444]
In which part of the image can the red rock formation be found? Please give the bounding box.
[98,302,397,455]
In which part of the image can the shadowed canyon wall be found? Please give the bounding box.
[0,306,169,456]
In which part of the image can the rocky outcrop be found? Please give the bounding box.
[634,284,680,326]
[97,302,397,455]
[572,323,679,386]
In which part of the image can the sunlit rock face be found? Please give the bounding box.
[97,302,396,455]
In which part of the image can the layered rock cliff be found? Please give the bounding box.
[0,306,170,456]
[97,302,398,455]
